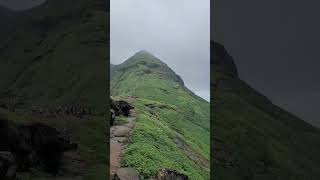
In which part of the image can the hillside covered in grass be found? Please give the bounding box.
[0,0,108,179]
[111,51,210,179]
[0,0,108,113]
[212,41,320,179]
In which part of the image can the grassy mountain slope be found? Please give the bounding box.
[212,41,320,180]
[111,51,210,179]
[0,0,108,112]
[0,0,108,179]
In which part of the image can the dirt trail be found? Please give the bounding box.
[110,113,136,178]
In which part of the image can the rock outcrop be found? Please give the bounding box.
[111,99,134,117]
[0,115,76,178]
[110,98,134,126]
[157,169,189,180]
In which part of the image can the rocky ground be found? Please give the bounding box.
[110,112,138,179]
[0,105,88,180]
[109,98,191,180]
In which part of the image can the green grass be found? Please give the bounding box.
[0,0,108,114]
[115,115,128,125]
[111,51,210,179]
[0,1,109,179]
[122,114,208,179]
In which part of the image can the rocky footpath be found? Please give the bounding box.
[110,98,137,179]
[109,98,189,180]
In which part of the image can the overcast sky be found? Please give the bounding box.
[111,0,210,101]
[213,0,320,127]
[0,0,45,10]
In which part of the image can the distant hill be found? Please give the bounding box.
[212,41,320,179]
[111,50,210,179]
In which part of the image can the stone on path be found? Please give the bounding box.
[113,168,139,180]
[110,139,122,175]
[113,126,131,137]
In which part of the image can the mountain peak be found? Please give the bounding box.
[135,50,160,59]
[212,41,238,78]
[121,50,168,69]
[136,49,151,54]
[114,50,184,86]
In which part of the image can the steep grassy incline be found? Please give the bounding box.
[212,41,320,180]
[0,0,108,113]
[0,1,109,179]
[111,51,210,179]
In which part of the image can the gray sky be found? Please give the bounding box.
[111,0,210,101]
[0,0,45,10]
[213,0,320,127]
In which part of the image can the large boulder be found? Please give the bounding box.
[157,169,189,180]
[111,98,134,117]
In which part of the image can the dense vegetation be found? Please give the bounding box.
[0,0,108,113]
[0,0,108,179]
[111,51,210,179]
[212,41,320,180]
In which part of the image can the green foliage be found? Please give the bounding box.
[0,1,108,179]
[0,0,108,113]
[111,52,210,179]
[122,114,208,179]
[115,115,128,125]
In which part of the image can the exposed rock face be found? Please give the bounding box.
[157,169,189,180]
[0,116,76,176]
[111,99,134,117]
[113,168,139,180]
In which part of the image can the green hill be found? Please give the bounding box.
[0,0,108,113]
[0,0,108,179]
[111,50,210,179]
[212,41,320,179]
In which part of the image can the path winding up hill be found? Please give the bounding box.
[111,51,210,179]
